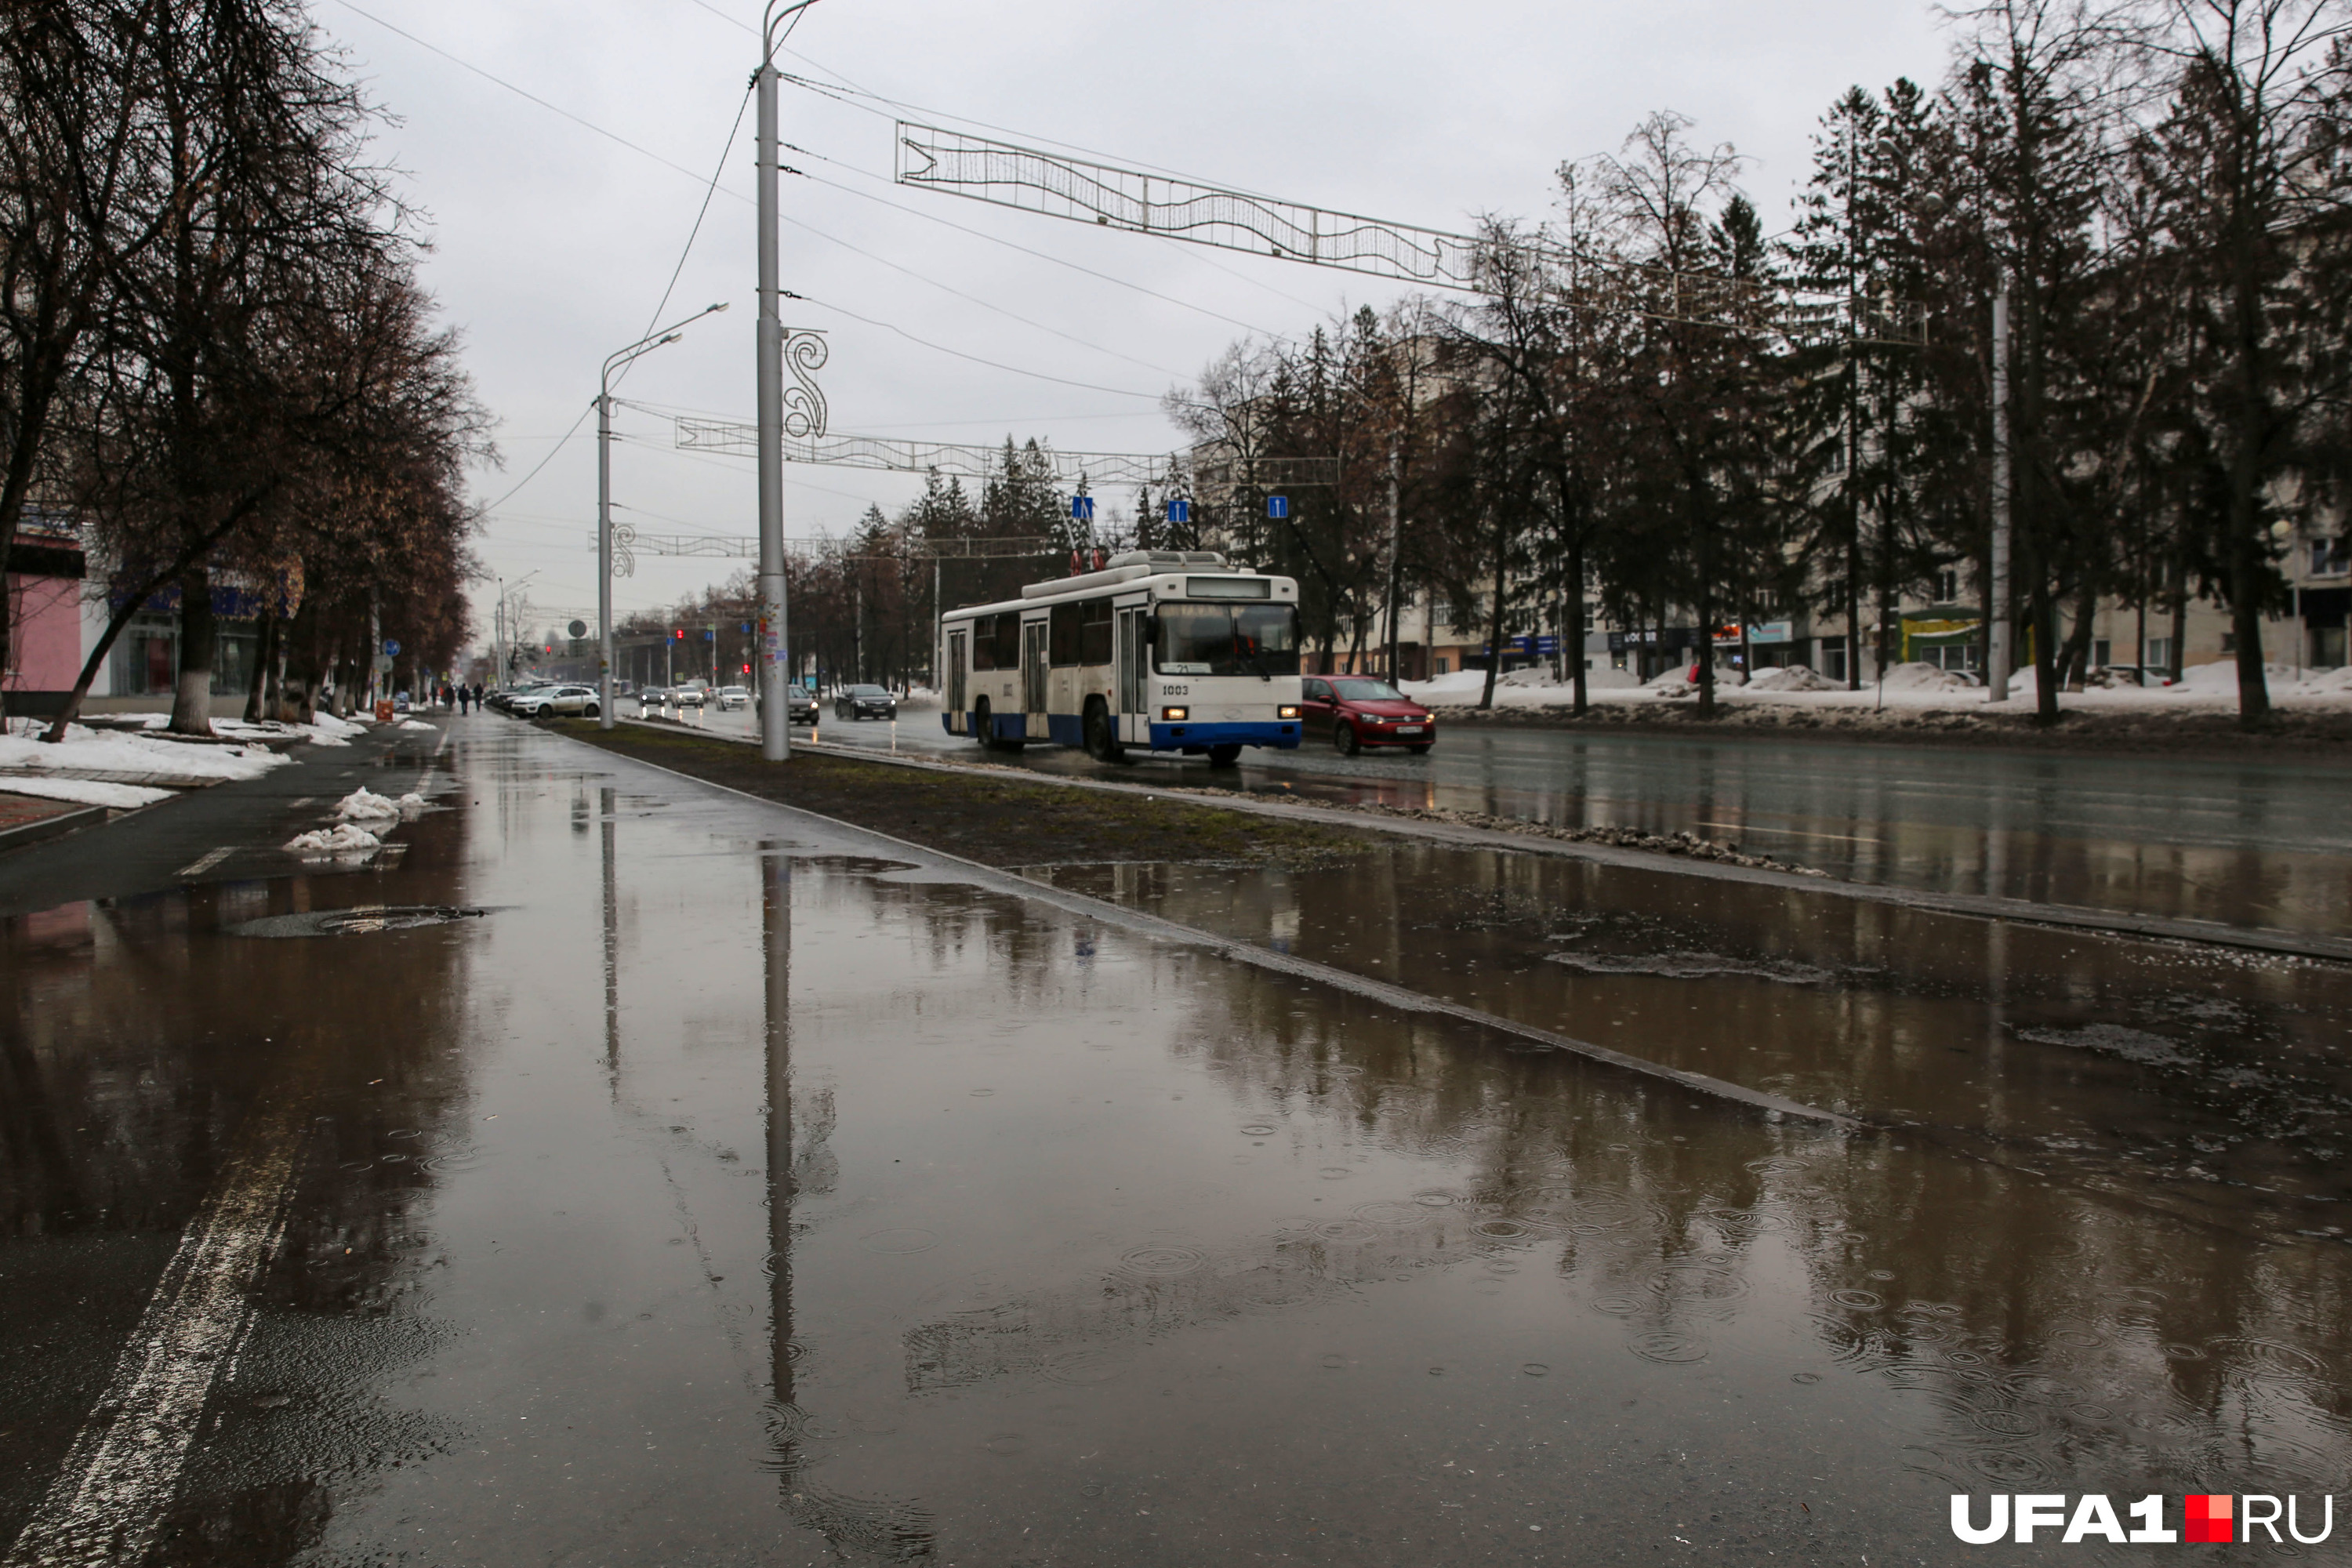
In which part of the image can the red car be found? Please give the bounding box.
[1301,676,1436,755]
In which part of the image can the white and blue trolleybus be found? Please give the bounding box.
[938,551,1304,764]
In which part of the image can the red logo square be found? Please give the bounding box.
[2185,1494,2233,1544]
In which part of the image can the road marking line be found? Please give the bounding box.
[2,1092,312,1568]
[173,846,234,879]
[288,797,313,808]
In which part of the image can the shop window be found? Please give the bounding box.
[1433,657,1450,675]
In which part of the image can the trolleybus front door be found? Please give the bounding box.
[1116,606,1146,747]
[1022,619,1049,736]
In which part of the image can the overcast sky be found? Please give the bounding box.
[315,0,1962,639]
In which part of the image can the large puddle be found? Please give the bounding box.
[2,724,2347,1566]
[1026,848,2352,1243]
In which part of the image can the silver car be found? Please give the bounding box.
[513,684,600,718]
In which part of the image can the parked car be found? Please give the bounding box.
[510,684,600,719]
[833,683,898,720]
[715,684,750,711]
[488,681,552,713]
[393,690,412,714]
[1301,676,1435,755]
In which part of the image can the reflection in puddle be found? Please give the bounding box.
[3,723,2347,1567]
[1030,848,2352,1233]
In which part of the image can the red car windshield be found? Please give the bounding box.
[1330,679,1405,702]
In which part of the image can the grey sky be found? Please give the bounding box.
[316,0,1957,637]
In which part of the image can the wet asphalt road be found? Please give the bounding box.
[681,699,2352,935]
[3,717,2349,1566]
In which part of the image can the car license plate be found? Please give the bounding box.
[1395,724,1424,735]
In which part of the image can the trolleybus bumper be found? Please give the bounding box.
[1148,720,1298,753]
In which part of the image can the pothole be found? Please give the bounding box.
[227,905,488,938]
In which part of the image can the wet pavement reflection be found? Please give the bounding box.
[3,719,2347,1566]
[1029,850,2352,1243]
[721,701,2352,935]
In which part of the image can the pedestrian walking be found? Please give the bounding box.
[457,685,470,714]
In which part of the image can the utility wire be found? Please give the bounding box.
[780,291,1163,400]
[616,79,756,392]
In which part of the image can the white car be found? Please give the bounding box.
[511,684,600,718]
[715,685,750,711]
[672,682,709,708]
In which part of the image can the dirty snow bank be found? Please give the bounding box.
[0,719,291,785]
[0,775,174,809]
[285,823,380,856]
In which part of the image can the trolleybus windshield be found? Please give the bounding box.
[1154,603,1301,677]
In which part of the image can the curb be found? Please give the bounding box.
[0,803,109,856]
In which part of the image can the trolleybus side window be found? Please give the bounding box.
[970,615,996,671]
[1153,603,1301,677]
[1049,601,1081,667]
[993,614,1021,673]
[1080,599,1113,666]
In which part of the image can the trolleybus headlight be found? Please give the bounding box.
[1277,705,1301,720]
[1161,706,1189,721]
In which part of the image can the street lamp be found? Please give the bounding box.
[495,572,539,685]
[599,303,728,729]
[757,0,826,761]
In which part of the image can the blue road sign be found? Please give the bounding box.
[703,629,715,641]
[1167,498,1190,524]
[1266,495,1290,520]
[1070,495,1094,522]
[382,638,401,656]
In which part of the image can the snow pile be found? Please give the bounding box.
[284,823,379,856]
[397,718,436,731]
[0,720,289,786]
[334,788,402,822]
[2176,659,2294,695]
[1747,664,1835,692]
[0,775,173,809]
[2302,665,2352,695]
[1878,661,1976,691]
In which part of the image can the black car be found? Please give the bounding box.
[833,684,898,720]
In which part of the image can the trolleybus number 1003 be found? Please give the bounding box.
[938,550,1305,768]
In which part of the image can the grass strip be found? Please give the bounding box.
[553,720,1366,869]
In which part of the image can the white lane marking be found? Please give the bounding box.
[173,847,234,880]
[3,1093,311,1568]
[288,797,313,808]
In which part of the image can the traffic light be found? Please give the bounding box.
[673,628,684,641]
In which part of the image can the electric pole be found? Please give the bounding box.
[1987,277,2013,703]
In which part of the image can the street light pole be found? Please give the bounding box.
[758,0,825,762]
[1987,275,2013,704]
[600,304,728,730]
